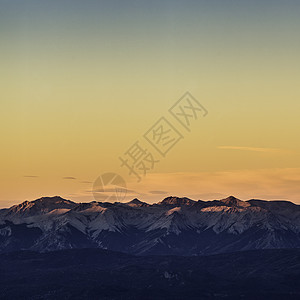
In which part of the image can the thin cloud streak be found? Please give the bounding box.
[127,169,300,204]
[59,169,300,205]
[218,146,283,153]
[148,190,168,195]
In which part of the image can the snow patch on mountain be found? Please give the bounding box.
[0,196,299,254]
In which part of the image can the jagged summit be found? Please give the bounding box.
[6,196,76,217]
[33,196,75,204]
[224,195,238,201]
[220,196,250,208]
[126,198,149,207]
[0,195,299,255]
[158,196,196,206]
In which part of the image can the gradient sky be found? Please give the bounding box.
[1,0,300,207]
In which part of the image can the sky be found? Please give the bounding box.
[1,0,300,207]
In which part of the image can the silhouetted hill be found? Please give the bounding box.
[0,248,299,299]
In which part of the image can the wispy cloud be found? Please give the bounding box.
[57,169,300,205]
[23,175,39,178]
[63,177,77,180]
[126,169,300,204]
[218,146,282,153]
[148,190,168,195]
[91,187,142,195]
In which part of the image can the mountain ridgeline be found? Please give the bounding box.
[0,196,299,255]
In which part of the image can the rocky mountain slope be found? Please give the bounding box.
[0,196,299,255]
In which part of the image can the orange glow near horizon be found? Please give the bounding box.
[1,1,300,207]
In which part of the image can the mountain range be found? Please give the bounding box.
[0,195,299,255]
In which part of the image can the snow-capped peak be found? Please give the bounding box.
[166,207,182,216]
[1,195,299,255]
